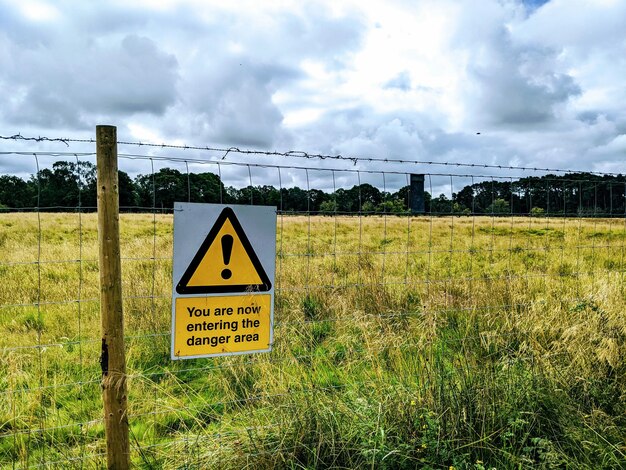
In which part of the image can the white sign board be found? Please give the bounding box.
[171,203,276,360]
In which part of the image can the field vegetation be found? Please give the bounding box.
[0,212,625,468]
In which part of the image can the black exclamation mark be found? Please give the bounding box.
[221,234,233,280]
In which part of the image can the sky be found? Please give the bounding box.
[0,0,625,192]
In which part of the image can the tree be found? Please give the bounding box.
[430,194,451,214]
[281,187,308,212]
[118,170,139,209]
[530,207,545,217]
[319,200,337,215]
[393,186,410,207]
[453,186,475,212]
[308,189,330,212]
[334,188,351,212]
[362,201,376,213]
[486,198,510,214]
[189,172,224,204]
[3,163,625,218]
[32,161,97,210]
[376,199,406,214]
[0,175,34,209]
[233,185,281,206]
[135,168,188,210]
[351,183,382,210]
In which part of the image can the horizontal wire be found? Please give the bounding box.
[2,240,624,269]
[27,452,107,469]
[130,383,355,420]
[0,150,96,157]
[275,272,615,292]
[0,378,102,398]
[0,201,624,215]
[0,298,99,311]
[0,418,103,439]
[2,133,622,176]
[0,256,172,268]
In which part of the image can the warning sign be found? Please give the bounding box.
[174,294,271,357]
[176,207,271,294]
[171,203,276,360]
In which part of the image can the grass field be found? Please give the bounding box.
[1,212,625,469]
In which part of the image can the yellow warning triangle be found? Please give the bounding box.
[176,207,271,294]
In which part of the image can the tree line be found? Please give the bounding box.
[1,160,625,216]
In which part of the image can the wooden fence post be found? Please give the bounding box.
[97,125,130,469]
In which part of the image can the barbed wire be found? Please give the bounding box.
[0,133,79,146]
[1,132,621,176]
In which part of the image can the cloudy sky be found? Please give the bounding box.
[0,0,625,191]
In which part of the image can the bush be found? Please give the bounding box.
[530,207,545,217]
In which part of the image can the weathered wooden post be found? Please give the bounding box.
[97,125,130,469]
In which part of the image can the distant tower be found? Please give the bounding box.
[410,174,425,214]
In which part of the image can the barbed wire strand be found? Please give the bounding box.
[1,133,623,176]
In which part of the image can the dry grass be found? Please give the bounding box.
[1,212,625,468]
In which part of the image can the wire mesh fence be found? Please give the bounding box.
[1,134,625,468]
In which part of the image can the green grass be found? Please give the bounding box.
[0,212,625,468]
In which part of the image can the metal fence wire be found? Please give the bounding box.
[0,135,625,469]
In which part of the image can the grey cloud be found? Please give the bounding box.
[1,1,365,150]
[303,9,364,57]
[0,3,53,47]
[92,34,178,114]
[0,154,45,180]
[467,30,580,126]
[577,111,601,125]
[172,59,296,148]
[73,3,365,66]
[287,105,538,190]
[8,87,87,128]
[113,4,363,148]
[292,106,436,160]
[472,65,580,125]
[1,33,178,128]
[209,75,284,147]
[384,71,412,91]
[70,4,150,35]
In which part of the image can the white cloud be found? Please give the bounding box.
[14,0,60,22]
